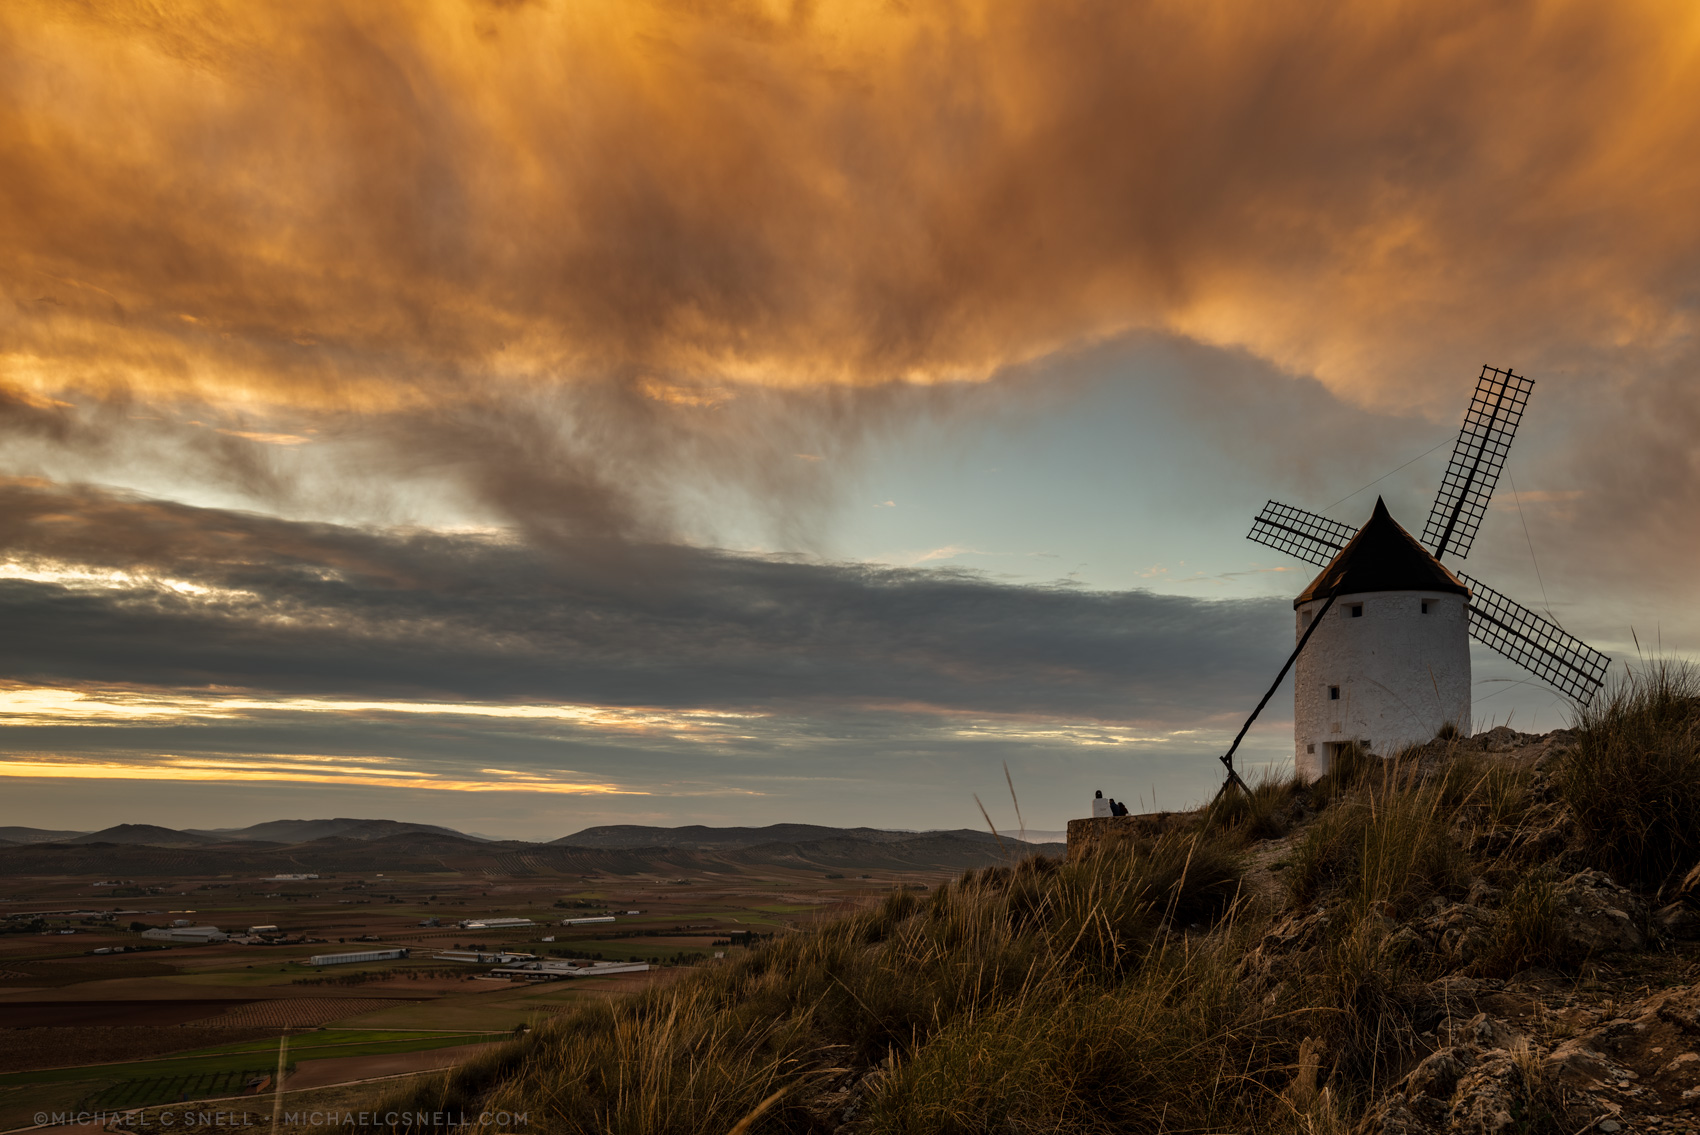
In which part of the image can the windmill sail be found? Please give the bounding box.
[1248,500,1357,567]
[1422,366,1535,560]
[1461,572,1610,704]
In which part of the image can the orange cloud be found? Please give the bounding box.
[3,1,1696,404]
[3,0,1700,544]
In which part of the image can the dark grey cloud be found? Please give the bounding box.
[0,480,1289,724]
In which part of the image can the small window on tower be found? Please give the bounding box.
[1350,604,1364,618]
[1306,743,1315,754]
[1329,686,1340,700]
[1421,600,1430,614]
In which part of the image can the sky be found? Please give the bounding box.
[2,0,1698,840]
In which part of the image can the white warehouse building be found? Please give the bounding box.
[308,947,410,966]
[1293,499,1471,780]
[141,925,228,944]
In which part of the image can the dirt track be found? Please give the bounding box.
[284,1041,503,1092]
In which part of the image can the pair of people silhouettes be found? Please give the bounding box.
[1092,789,1129,818]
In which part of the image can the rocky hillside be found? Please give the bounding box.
[127,668,1700,1134]
[1243,723,1700,1134]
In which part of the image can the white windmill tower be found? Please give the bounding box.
[1287,497,1473,776]
[1216,367,1612,789]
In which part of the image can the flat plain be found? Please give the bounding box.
[0,849,977,1129]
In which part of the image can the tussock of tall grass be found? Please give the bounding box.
[1432,748,1535,839]
[1308,741,1372,804]
[1285,764,1465,919]
[1559,660,1700,891]
[1476,869,1572,978]
[1203,772,1297,843]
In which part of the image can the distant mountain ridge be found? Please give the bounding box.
[185,817,486,843]
[553,823,986,850]
[0,826,87,844]
[0,818,1061,850]
[0,823,1064,877]
[0,817,488,846]
[54,824,227,847]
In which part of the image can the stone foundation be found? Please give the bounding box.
[1065,812,1185,860]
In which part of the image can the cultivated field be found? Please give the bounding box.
[0,857,954,1129]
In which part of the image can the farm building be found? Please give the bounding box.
[433,949,536,964]
[490,959,650,980]
[457,916,535,930]
[141,925,228,944]
[307,947,410,966]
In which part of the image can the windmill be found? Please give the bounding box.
[1217,366,1611,790]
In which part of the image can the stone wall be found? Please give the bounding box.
[1065,812,1185,860]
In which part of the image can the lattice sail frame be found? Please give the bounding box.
[1422,366,1535,561]
[1460,573,1610,704]
[1248,500,1356,568]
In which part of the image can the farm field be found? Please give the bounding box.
[0,857,953,1128]
[0,1029,505,1112]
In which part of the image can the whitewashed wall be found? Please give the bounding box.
[1292,590,1470,779]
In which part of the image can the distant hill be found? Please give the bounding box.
[187,817,487,843]
[52,824,228,847]
[0,826,87,844]
[554,824,953,850]
[0,827,1062,877]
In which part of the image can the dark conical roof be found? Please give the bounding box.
[1294,497,1470,608]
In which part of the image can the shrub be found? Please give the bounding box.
[1476,870,1572,978]
[1308,741,1373,804]
[1286,801,1368,907]
[1286,772,1464,918]
[1558,661,1700,890]
[858,926,1284,1134]
[1432,750,1487,811]
[1203,773,1295,843]
[1308,914,1422,1084]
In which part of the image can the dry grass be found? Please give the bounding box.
[1203,771,1298,844]
[1558,660,1700,891]
[1285,763,1465,919]
[332,834,1337,1135]
[1476,869,1572,979]
[327,692,1700,1135]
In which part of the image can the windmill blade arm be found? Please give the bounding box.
[1461,572,1610,704]
[1422,366,1535,561]
[1248,500,1357,567]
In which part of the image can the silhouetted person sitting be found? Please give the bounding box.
[1109,798,1129,817]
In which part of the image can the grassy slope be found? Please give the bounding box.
[317,667,1700,1134]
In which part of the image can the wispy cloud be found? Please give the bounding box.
[0,752,643,795]
[0,686,766,735]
